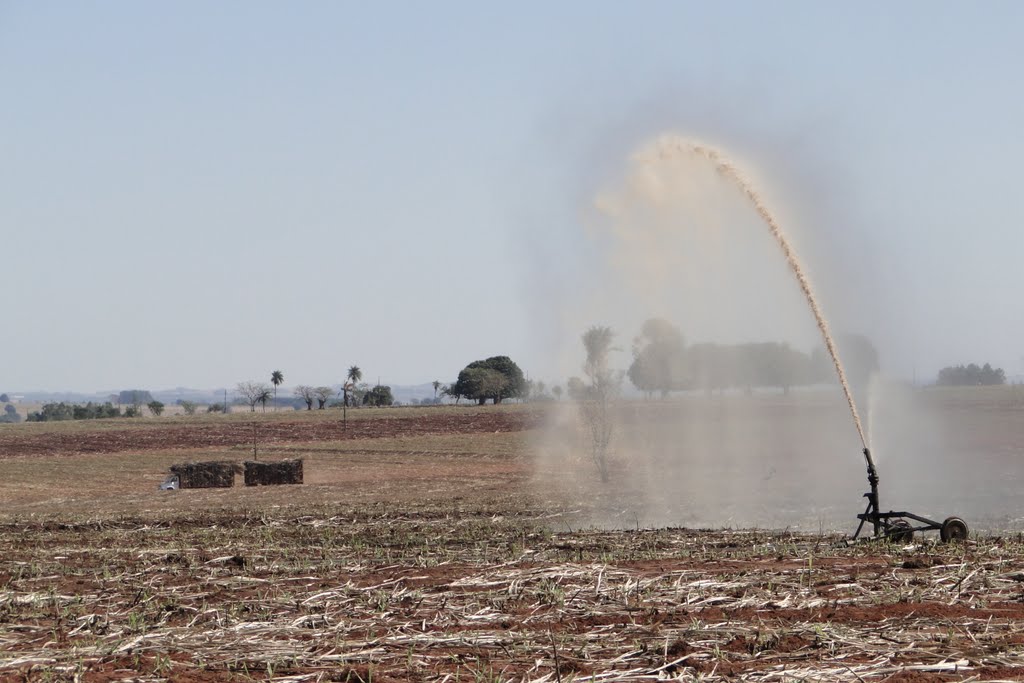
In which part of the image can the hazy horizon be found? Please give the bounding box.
[4,2,1023,394]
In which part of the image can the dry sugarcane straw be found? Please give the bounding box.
[7,514,1024,681]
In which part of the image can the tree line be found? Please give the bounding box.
[619,318,880,397]
[936,363,1005,386]
[235,366,396,413]
[2,336,1013,424]
[24,400,167,422]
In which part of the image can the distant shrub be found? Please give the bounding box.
[178,400,198,415]
[27,402,74,422]
[147,400,165,416]
[27,402,120,422]
[207,403,225,414]
[0,404,20,423]
[73,402,121,420]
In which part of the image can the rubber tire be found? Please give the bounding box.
[940,517,969,543]
[887,519,914,543]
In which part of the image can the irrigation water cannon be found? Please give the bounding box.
[659,138,968,542]
[852,447,968,543]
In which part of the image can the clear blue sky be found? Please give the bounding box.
[3,2,1023,392]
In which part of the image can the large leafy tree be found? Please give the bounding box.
[628,318,687,398]
[740,342,811,394]
[452,356,526,404]
[455,367,508,405]
[270,370,284,410]
[363,385,394,407]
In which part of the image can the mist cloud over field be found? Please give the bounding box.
[532,132,1020,532]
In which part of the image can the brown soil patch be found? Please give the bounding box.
[0,409,538,458]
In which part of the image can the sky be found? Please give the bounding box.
[2,2,1023,393]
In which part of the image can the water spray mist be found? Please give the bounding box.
[648,135,967,542]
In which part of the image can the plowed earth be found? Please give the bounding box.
[2,406,1024,682]
[0,410,538,458]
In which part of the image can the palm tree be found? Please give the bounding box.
[345,365,362,407]
[432,380,441,403]
[270,370,284,411]
[257,388,272,413]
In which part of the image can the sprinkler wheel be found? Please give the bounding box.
[887,519,914,543]
[940,517,969,543]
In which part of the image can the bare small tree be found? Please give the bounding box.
[579,325,619,482]
[237,381,271,413]
[293,385,315,410]
[315,386,334,410]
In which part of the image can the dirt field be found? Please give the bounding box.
[2,398,1024,681]
[0,407,538,458]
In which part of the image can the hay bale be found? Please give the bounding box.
[244,459,303,486]
[169,461,237,489]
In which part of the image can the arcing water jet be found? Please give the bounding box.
[649,135,967,542]
[645,135,866,450]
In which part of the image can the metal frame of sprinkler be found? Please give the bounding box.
[852,447,968,543]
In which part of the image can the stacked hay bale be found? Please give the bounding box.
[244,459,303,486]
[169,461,237,488]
